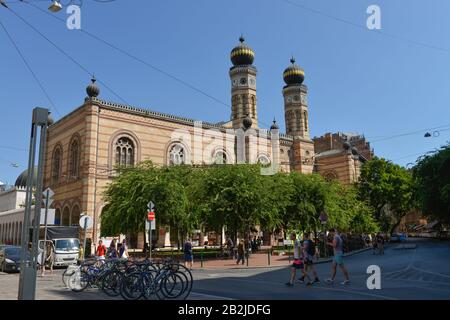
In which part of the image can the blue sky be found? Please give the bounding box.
[1,0,449,185]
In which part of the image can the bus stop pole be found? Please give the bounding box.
[82,218,88,259]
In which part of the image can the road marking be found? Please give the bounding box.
[196,276,400,300]
[411,266,450,279]
[311,285,399,300]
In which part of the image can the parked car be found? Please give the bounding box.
[0,246,25,273]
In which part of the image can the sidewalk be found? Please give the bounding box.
[191,247,373,270]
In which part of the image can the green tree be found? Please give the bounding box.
[413,143,450,225]
[358,157,415,233]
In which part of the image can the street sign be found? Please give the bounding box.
[40,209,55,225]
[146,220,156,231]
[147,201,155,211]
[43,188,55,199]
[79,215,93,229]
[148,211,155,221]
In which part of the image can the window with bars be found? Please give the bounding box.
[69,139,79,179]
[115,137,135,166]
[169,144,185,165]
[52,147,62,184]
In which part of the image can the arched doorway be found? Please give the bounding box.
[62,207,70,226]
[71,205,81,227]
[54,208,61,226]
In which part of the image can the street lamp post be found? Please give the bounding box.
[18,107,51,300]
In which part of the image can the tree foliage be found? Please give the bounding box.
[101,162,381,242]
[413,144,450,225]
[358,157,415,232]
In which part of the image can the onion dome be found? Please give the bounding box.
[283,57,305,86]
[270,119,279,130]
[15,167,38,189]
[86,76,100,98]
[230,36,255,66]
[243,114,253,130]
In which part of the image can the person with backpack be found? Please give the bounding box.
[299,233,320,284]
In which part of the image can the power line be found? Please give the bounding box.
[18,1,279,129]
[0,19,62,117]
[4,4,130,105]
[24,0,230,108]
[280,0,450,55]
[369,124,450,143]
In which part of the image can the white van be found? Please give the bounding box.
[38,238,79,267]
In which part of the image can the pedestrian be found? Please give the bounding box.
[108,239,118,259]
[325,228,350,285]
[285,232,311,287]
[41,241,55,276]
[119,239,129,259]
[184,238,193,269]
[299,233,320,285]
[226,237,234,259]
[236,240,245,265]
[96,239,107,263]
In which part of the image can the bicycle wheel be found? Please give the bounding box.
[158,273,185,300]
[142,270,159,300]
[175,264,193,299]
[101,270,123,297]
[62,267,77,288]
[68,268,89,292]
[120,271,144,300]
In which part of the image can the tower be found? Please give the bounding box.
[283,58,309,138]
[282,58,314,174]
[229,36,258,129]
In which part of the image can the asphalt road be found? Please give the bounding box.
[1,238,449,300]
[190,238,450,300]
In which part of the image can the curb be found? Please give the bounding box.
[196,247,374,270]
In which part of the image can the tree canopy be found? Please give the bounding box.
[413,143,450,225]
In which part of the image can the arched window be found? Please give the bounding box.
[295,110,301,131]
[55,208,61,226]
[257,155,271,165]
[323,171,338,182]
[213,150,227,165]
[169,144,186,165]
[52,147,62,184]
[115,137,135,167]
[251,95,256,119]
[69,138,80,179]
[71,205,81,227]
[304,111,308,131]
[62,207,70,226]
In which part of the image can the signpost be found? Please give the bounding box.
[18,107,51,300]
[40,188,54,275]
[147,201,155,260]
[79,215,93,260]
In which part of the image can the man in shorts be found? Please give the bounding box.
[325,228,350,285]
[299,233,320,285]
[285,232,311,287]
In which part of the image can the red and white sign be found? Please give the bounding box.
[148,211,155,221]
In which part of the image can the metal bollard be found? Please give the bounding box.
[201,252,204,268]
[246,251,249,267]
[268,249,271,266]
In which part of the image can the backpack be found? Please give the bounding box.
[306,240,315,256]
